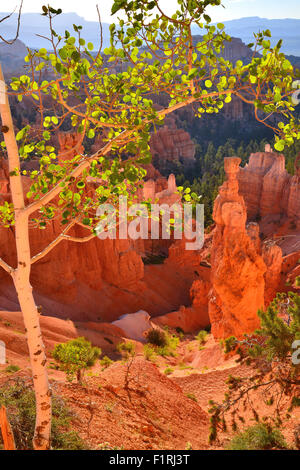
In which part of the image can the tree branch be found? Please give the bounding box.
[31,220,76,264]
[30,220,96,264]
[0,1,23,45]
[0,257,14,275]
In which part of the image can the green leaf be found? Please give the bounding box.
[71,51,81,63]
[59,48,68,60]
[87,129,95,139]
[43,131,50,141]
[274,140,285,152]
[111,0,126,15]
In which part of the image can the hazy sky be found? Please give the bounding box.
[5,0,300,23]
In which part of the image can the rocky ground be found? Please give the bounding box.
[0,314,299,450]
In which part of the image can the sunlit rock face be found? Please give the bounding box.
[262,242,283,305]
[209,157,266,339]
[238,147,300,228]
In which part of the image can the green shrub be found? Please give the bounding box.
[5,365,20,373]
[100,356,113,369]
[295,276,300,287]
[164,367,173,375]
[227,424,288,450]
[0,380,88,450]
[157,333,179,357]
[178,362,192,370]
[145,328,179,357]
[186,393,197,402]
[195,330,208,346]
[175,327,185,335]
[52,337,101,383]
[143,344,156,361]
[98,442,124,450]
[146,328,167,347]
[116,341,135,359]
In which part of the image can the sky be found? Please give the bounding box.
[5,0,300,23]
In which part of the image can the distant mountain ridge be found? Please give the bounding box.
[194,16,300,56]
[0,12,300,56]
[0,12,111,49]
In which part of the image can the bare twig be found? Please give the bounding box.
[0,1,23,45]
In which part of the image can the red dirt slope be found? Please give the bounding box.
[54,358,210,450]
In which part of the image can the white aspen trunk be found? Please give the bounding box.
[0,64,51,450]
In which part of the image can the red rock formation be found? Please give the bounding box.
[153,275,211,332]
[0,159,190,321]
[238,146,300,228]
[209,157,266,339]
[150,124,195,168]
[58,132,84,161]
[262,242,283,305]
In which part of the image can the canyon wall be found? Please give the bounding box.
[0,164,182,319]
[150,124,196,168]
[238,146,300,228]
[0,141,299,337]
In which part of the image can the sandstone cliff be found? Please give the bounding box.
[238,146,300,229]
[150,124,195,169]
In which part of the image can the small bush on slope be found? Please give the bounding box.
[195,330,208,347]
[52,337,101,383]
[0,379,88,450]
[146,329,179,357]
[100,356,113,369]
[143,344,156,362]
[5,365,20,373]
[227,423,288,450]
[146,329,168,347]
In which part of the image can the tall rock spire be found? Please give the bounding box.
[209,157,267,339]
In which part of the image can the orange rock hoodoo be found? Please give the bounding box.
[208,157,267,339]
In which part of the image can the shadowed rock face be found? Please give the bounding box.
[150,125,195,168]
[209,157,267,339]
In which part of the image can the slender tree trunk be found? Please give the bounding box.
[0,64,51,450]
